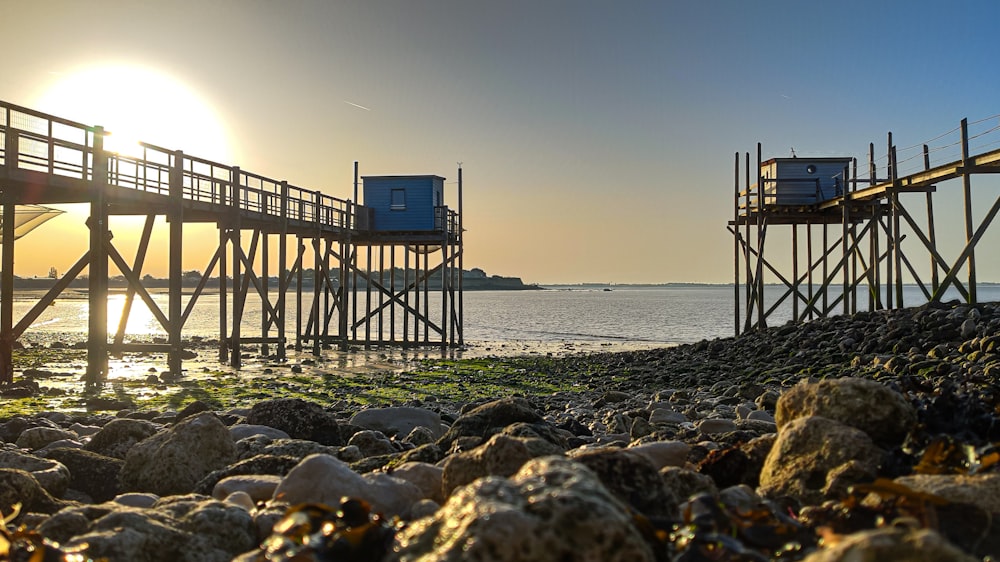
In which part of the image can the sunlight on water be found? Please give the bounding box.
[9,285,1000,347]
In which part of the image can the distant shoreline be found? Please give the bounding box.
[7,275,544,292]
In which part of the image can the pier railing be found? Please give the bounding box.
[1,100,352,230]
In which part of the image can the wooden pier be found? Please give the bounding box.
[731,115,1000,334]
[0,101,463,385]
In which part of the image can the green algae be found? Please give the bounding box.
[1,355,598,418]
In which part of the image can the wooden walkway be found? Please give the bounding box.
[0,101,464,384]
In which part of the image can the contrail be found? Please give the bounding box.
[343,100,372,111]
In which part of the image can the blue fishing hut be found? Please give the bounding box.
[761,157,853,206]
[361,175,446,232]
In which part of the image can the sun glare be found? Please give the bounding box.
[36,64,231,162]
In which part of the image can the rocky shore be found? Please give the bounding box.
[1,300,999,560]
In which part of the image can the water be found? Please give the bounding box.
[12,284,1000,350]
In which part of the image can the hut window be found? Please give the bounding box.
[806,164,817,174]
[391,189,406,210]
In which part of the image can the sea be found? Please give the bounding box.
[10,284,1000,353]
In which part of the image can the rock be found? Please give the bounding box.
[173,499,258,559]
[234,436,340,462]
[627,440,690,469]
[961,318,977,339]
[775,377,916,446]
[890,473,1000,514]
[120,412,236,496]
[800,527,978,562]
[441,434,535,498]
[15,426,78,451]
[660,466,719,501]
[393,456,656,561]
[409,499,440,520]
[223,491,256,511]
[229,424,290,441]
[195,454,302,495]
[68,422,101,437]
[436,397,544,450]
[595,390,631,406]
[245,398,342,445]
[173,400,214,422]
[53,503,241,562]
[336,444,364,463]
[112,493,160,508]
[389,462,445,504]
[629,416,654,438]
[348,429,397,457]
[36,438,84,455]
[697,418,738,435]
[212,474,282,503]
[0,449,71,497]
[350,406,445,439]
[568,447,679,519]
[84,418,162,459]
[0,468,67,515]
[697,446,758,489]
[747,410,776,423]
[273,453,422,518]
[42,447,123,502]
[402,426,437,446]
[496,421,568,451]
[758,416,882,505]
[650,409,688,424]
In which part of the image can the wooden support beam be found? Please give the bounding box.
[86,127,109,385]
[1,200,16,384]
[960,118,977,303]
[168,150,184,376]
[113,215,155,351]
[230,166,243,369]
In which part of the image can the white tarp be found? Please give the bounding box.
[0,205,64,242]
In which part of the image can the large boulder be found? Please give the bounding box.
[0,468,68,515]
[47,498,256,562]
[435,398,545,450]
[120,413,236,496]
[775,377,916,446]
[759,416,882,505]
[0,449,71,497]
[273,453,422,518]
[393,455,655,561]
[350,406,445,439]
[244,398,342,446]
[59,508,187,562]
[42,448,123,502]
[172,499,258,560]
[889,473,1000,514]
[441,434,537,498]
[569,447,679,519]
[800,527,978,562]
[15,426,79,451]
[84,418,162,459]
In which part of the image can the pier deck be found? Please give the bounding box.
[0,101,464,384]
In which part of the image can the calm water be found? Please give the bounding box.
[12,284,1000,349]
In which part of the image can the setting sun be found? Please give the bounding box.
[35,63,231,162]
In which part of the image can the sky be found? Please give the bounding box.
[1,0,999,284]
